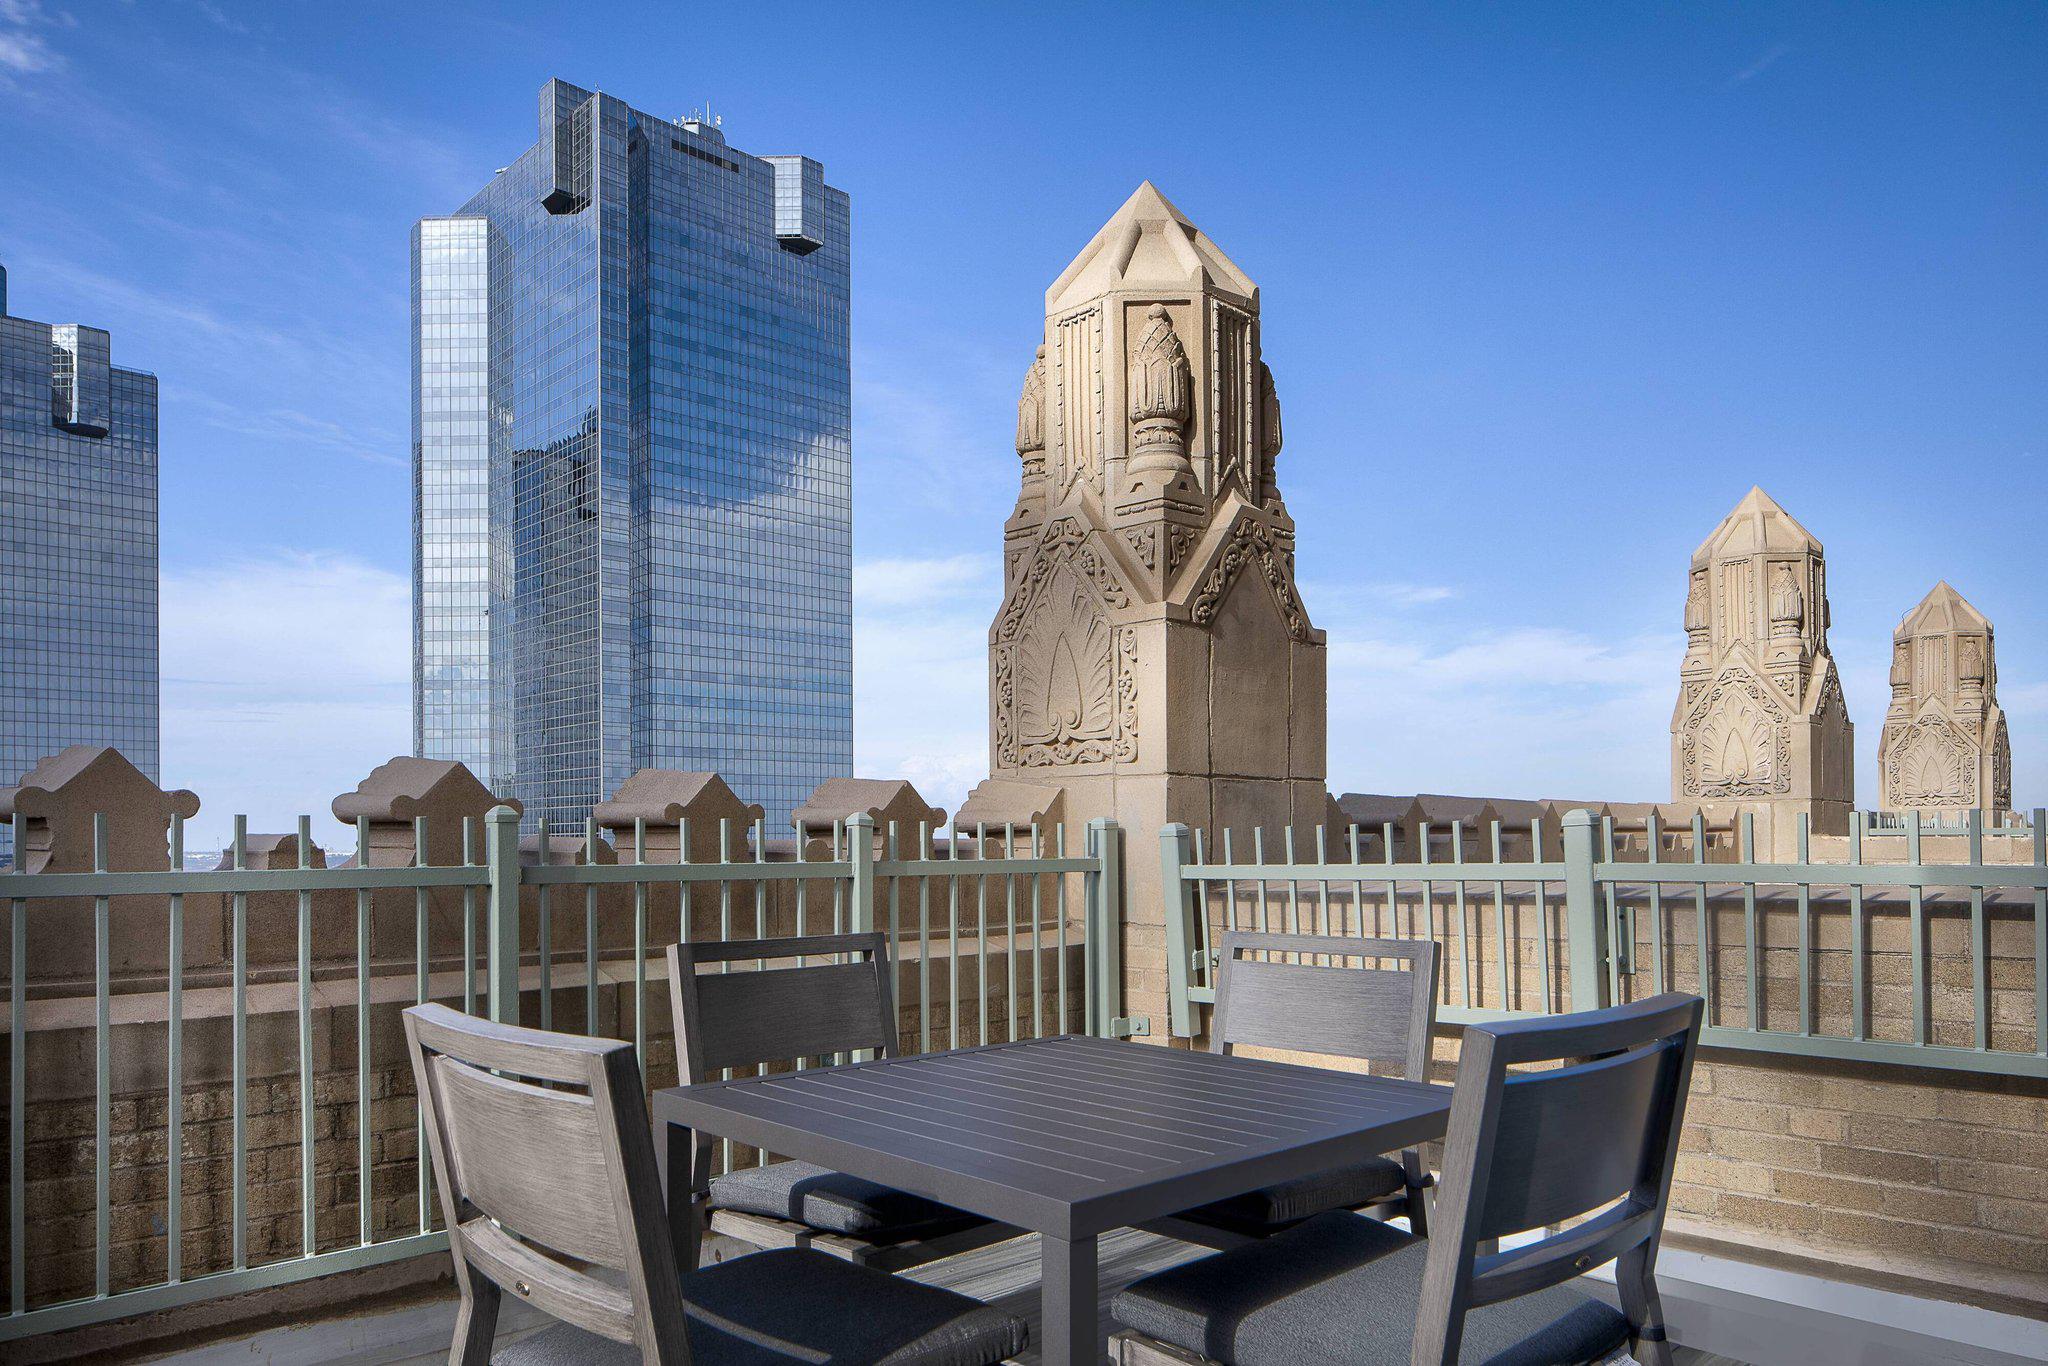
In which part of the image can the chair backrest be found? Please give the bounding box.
[666,931,898,1085]
[404,1003,691,1363]
[1210,930,1439,1081]
[1413,993,1703,1365]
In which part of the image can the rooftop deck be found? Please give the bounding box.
[135,1229,1751,1366]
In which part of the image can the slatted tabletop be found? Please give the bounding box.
[655,1034,1451,1366]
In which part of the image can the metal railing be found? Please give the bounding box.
[1163,807,2048,1080]
[0,808,1124,1341]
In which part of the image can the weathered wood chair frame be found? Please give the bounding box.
[1112,992,1704,1366]
[666,931,1019,1270]
[1144,929,1441,1249]
[1408,993,1702,1364]
[405,1001,695,1364]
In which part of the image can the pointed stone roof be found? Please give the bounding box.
[0,745,198,823]
[1047,182,1257,314]
[1897,581,1990,638]
[331,756,518,824]
[792,778,944,836]
[594,769,763,832]
[1692,486,1821,563]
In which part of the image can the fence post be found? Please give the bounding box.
[1160,823,1196,1038]
[1085,818,1123,1038]
[485,804,523,1025]
[1561,808,1610,1012]
[847,812,877,935]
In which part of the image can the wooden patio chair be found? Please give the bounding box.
[1145,930,1441,1249]
[404,1002,1027,1365]
[667,931,1018,1270]
[1110,992,1704,1366]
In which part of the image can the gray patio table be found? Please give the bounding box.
[653,1033,1452,1366]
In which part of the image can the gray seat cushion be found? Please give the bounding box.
[1179,1154,1407,1235]
[498,1246,1028,1366]
[711,1159,985,1239]
[1113,1211,1630,1366]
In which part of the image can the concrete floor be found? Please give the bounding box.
[147,1227,1736,1365]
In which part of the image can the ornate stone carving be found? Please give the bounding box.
[1127,305,1191,480]
[1015,346,1046,468]
[1258,360,1282,498]
[1051,308,1103,500]
[993,560,1137,768]
[1879,582,2009,814]
[995,517,1131,644]
[1814,667,1844,722]
[1210,301,1255,496]
[1769,563,1803,636]
[1885,714,1977,807]
[1684,570,1709,640]
[1191,517,1310,642]
[1959,635,1985,686]
[1671,489,1851,845]
[1993,717,2013,811]
[1680,670,1791,799]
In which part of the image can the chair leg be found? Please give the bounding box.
[449,1273,502,1366]
[1401,1148,1432,1238]
[1614,1242,1673,1366]
[1404,1178,1430,1239]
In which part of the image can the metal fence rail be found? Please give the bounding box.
[1163,807,2048,1081]
[0,809,1123,1341]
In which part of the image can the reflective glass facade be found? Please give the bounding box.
[412,80,852,831]
[0,266,160,861]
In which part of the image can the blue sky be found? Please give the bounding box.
[2,2,2043,846]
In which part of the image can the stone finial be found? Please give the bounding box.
[1127,304,1192,481]
[792,777,944,838]
[1671,488,1853,853]
[954,778,1064,834]
[595,769,761,861]
[219,833,326,871]
[0,746,199,874]
[330,756,517,868]
[1878,582,2010,815]
[1016,346,1047,460]
[1257,361,1283,503]
[332,756,517,825]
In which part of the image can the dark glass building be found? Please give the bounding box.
[412,80,852,831]
[0,262,161,861]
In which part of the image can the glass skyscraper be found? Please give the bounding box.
[412,79,852,831]
[0,262,161,861]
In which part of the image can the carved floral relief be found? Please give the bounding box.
[1190,517,1311,642]
[1681,670,1792,798]
[1885,714,1977,807]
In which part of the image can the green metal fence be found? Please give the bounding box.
[0,808,1124,1341]
[1163,807,2048,1081]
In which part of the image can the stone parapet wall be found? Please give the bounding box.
[0,941,1085,1312]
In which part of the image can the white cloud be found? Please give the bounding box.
[1327,625,1678,802]
[180,391,405,469]
[1372,583,1459,606]
[854,554,998,610]
[0,28,56,74]
[0,0,64,76]
[852,553,999,816]
[160,551,410,854]
[1726,43,1791,89]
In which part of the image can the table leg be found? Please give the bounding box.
[655,1119,701,1272]
[1041,1232,1100,1366]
